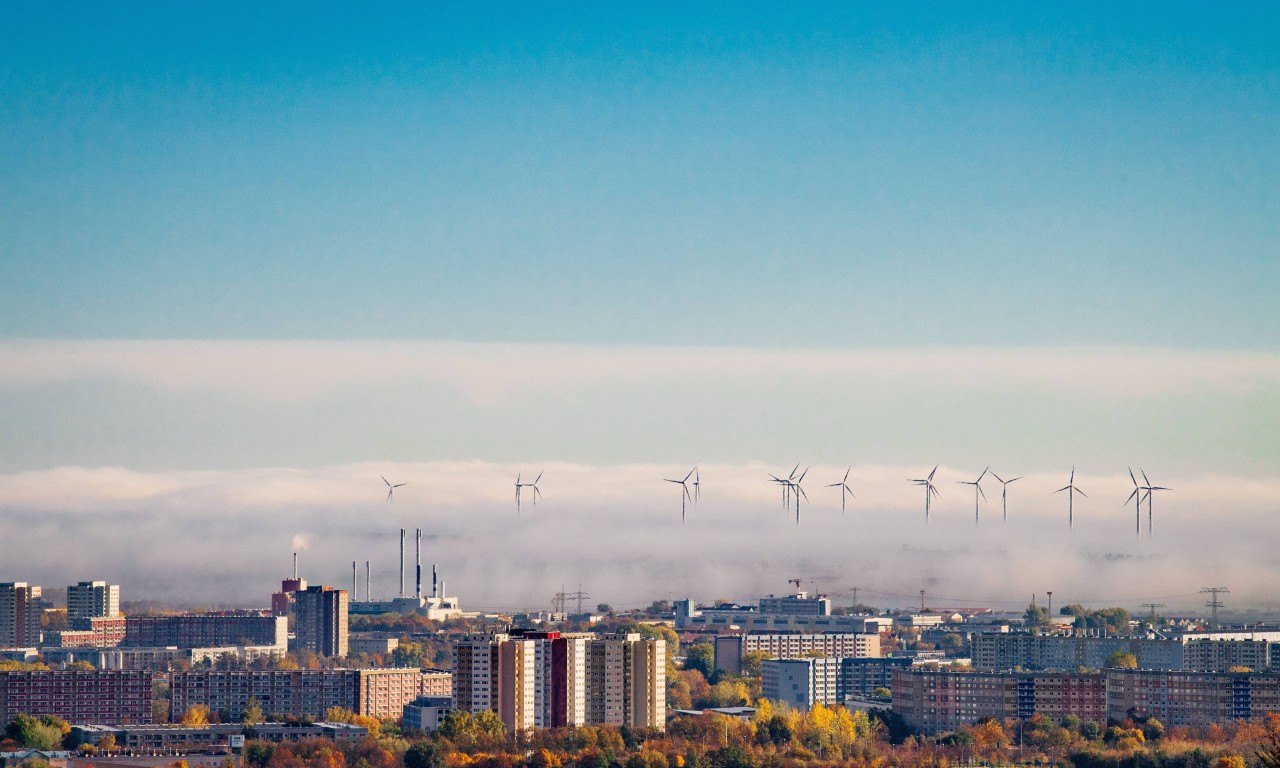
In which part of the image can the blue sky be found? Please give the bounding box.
[2,6,1279,606]
[2,3,1277,345]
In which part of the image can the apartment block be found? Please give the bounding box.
[762,658,840,709]
[169,669,359,722]
[294,586,349,658]
[47,616,127,648]
[124,613,287,649]
[67,581,120,625]
[1182,639,1273,672]
[453,630,664,732]
[714,632,880,674]
[357,668,453,719]
[971,634,1185,671]
[1106,669,1280,726]
[892,669,1106,734]
[841,657,914,696]
[0,583,42,648]
[0,670,152,725]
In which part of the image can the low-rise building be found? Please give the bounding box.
[403,696,451,733]
[69,722,368,750]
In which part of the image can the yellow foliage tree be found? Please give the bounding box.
[180,705,209,726]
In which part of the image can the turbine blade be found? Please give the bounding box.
[991,472,1004,484]
[978,485,987,500]
[381,475,391,487]
[1076,488,1088,498]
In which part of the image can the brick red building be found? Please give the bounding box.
[0,670,152,725]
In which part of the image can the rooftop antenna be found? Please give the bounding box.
[908,465,940,524]
[957,466,989,523]
[665,468,695,522]
[1125,467,1144,537]
[382,475,408,506]
[1054,466,1087,528]
[826,466,856,514]
[1139,470,1171,536]
[990,472,1021,522]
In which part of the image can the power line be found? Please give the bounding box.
[1200,587,1229,629]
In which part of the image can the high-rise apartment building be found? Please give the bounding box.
[0,670,152,725]
[124,612,287,648]
[453,630,664,732]
[0,582,42,647]
[67,581,121,625]
[294,586,349,657]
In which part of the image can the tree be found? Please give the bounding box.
[242,697,265,726]
[5,713,65,750]
[685,643,714,677]
[1106,652,1138,669]
[392,642,423,668]
[180,704,210,726]
[740,650,769,678]
[404,742,444,768]
[1024,603,1051,628]
[66,660,96,671]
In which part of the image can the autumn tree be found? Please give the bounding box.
[1106,652,1138,669]
[180,704,211,726]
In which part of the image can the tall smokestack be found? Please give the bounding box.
[365,561,371,602]
[415,528,422,599]
[432,564,438,598]
[352,561,357,595]
[399,529,405,597]
[293,552,298,579]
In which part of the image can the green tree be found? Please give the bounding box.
[1106,651,1138,669]
[1024,603,1051,628]
[242,697,264,726]
[5,713,64,750]
[392,642,423,668]
[740,650,769,678]
[404,742,444,768]
[685,642,714,677]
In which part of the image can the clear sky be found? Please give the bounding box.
[2,5,1279,607]
[2,3,1277,346]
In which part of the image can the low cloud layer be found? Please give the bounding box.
[1,341,1277,476]
[2,461,1277,615]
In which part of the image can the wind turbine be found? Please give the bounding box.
[527,472,543,509]
[990,472,1021,522]
[382,475,408,506]
[791,467,810,525]
[826,467,856,514]
[908,466,940,524]
[769,465,800,512]
[666,468,695,522]
[1125,467,1143,537]
[692,467,701,507]
[1055,466,1087,528]
[1140,470,1171,536]
[957,466,989,523]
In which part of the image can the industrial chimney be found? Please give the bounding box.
[293,552,298,579]
[415,528,422,599]
[399,528,405,597]
[365,560,371,602]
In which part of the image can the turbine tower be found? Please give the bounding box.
[990,472,1021,522]
[1140,470,1171,536]
[908,466,940,524]
[665,468,695,522]
[1125,467,1144,537]
[826,467,856,514]
[1054,466,1087,528]
[791,467,810,525]
[957,466,989,523]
